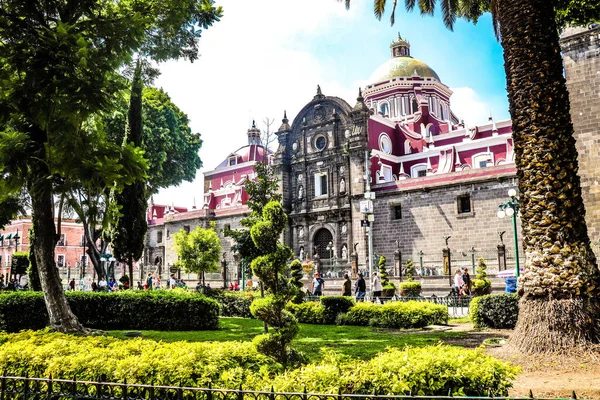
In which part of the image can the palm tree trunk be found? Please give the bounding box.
[498,0,600,352]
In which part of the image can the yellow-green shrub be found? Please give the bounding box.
[0,330,279,387]
[268,345,519,396]
[0,332,519,396]
[340,301,447,328]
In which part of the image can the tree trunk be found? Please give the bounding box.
[128,258,134,290]
[28,155,86,333]
[498,0,600,352]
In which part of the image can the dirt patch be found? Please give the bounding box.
[443,323,600,398]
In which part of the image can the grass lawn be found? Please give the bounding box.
[110,317,466,361]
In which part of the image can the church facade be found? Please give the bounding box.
[144,28,600,284]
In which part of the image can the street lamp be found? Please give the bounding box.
[497,188,520,279]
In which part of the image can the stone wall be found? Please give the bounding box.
[370,176,523,272]
[561,25,600,242]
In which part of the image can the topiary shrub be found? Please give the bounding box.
[470,293,519,329]
[378,256,396,297]
[0,291,219,332]
[339,301,447,328]
[289,259,305,304]
[320,296,354,324]
[472,258,492,296]
[286,301,324,324]
[399,281,422,297]
[400,259,421,297]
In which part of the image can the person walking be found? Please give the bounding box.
[342,273,352,296]
[355,272,366,302]
[462,268,471,296]
[146,272,153,290]
[453,269,464,296]
[69,279,75,291]
[372,272,382,302]
[312,272,325,296]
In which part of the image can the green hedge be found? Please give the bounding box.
[339,301,448,328]
[320,296,354,324]
[0,332,519,396]
[287,301,324,324]
[205,290,256,318]
[469,293,518,329]
[0,291,219,332]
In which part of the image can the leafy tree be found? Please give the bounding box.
[339,0,600,352]
[173,223,221,286]
[225,162,281,272]
[472,257,492,296]
[11,252,29,278]
[111,61,148,284]
[0,0,222,333]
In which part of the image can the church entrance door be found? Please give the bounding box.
[314,228,333,259]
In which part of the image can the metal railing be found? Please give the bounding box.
[303,295,472,318]
[0,375,582,400]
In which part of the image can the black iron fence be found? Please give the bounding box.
[304,295,472,318]
[0,375,583,400]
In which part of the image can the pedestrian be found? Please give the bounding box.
[234,282,240,291]
[146,272,153,290]
[69,279,75,291]
[462,268,471,295]
[342,273,352,296]
[98,277,107,291]
[168,274,177,289]
[312,272,325,296]
[355,272,366,302]
[91,281,98,292]
[453,269,464,296]
[153,275,161,290]
[372,272,382,302]
[108,278,117,291]
[137,281,143,290]
[229,282,234,291]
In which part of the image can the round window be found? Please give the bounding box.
[379,134,392,154]
[314,135,327,151]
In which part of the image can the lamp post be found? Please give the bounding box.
[497,188,520,279]
[326,241,333,271]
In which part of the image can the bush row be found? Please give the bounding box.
[288,297,447,329]
[0,291,219,332]
[469,293,519,329]
[0,331,519,396]
[204,290,255,318]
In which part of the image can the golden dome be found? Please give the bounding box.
[370,56,440,83]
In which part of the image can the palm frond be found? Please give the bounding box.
[440,0,458,30]
[374,0,386,21]
[418,0,435,16]
[405,0,417,12]
[390,0,398,25]
[336,0,351,10]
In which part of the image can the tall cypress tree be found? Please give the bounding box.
[112,60,148,283]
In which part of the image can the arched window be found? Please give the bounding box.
[412,97,419,114]
[379,102,389,117]
[313,228,334,259]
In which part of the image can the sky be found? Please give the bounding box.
[153,0,509,208]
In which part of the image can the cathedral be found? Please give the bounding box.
[144,28,600,286]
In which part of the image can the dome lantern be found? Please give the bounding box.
[391,33,410,57]
[247,120,261,145]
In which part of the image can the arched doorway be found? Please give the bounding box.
[313,228,333,259]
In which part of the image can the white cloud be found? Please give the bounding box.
[152,0,360,207]
[449,87,491,127]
